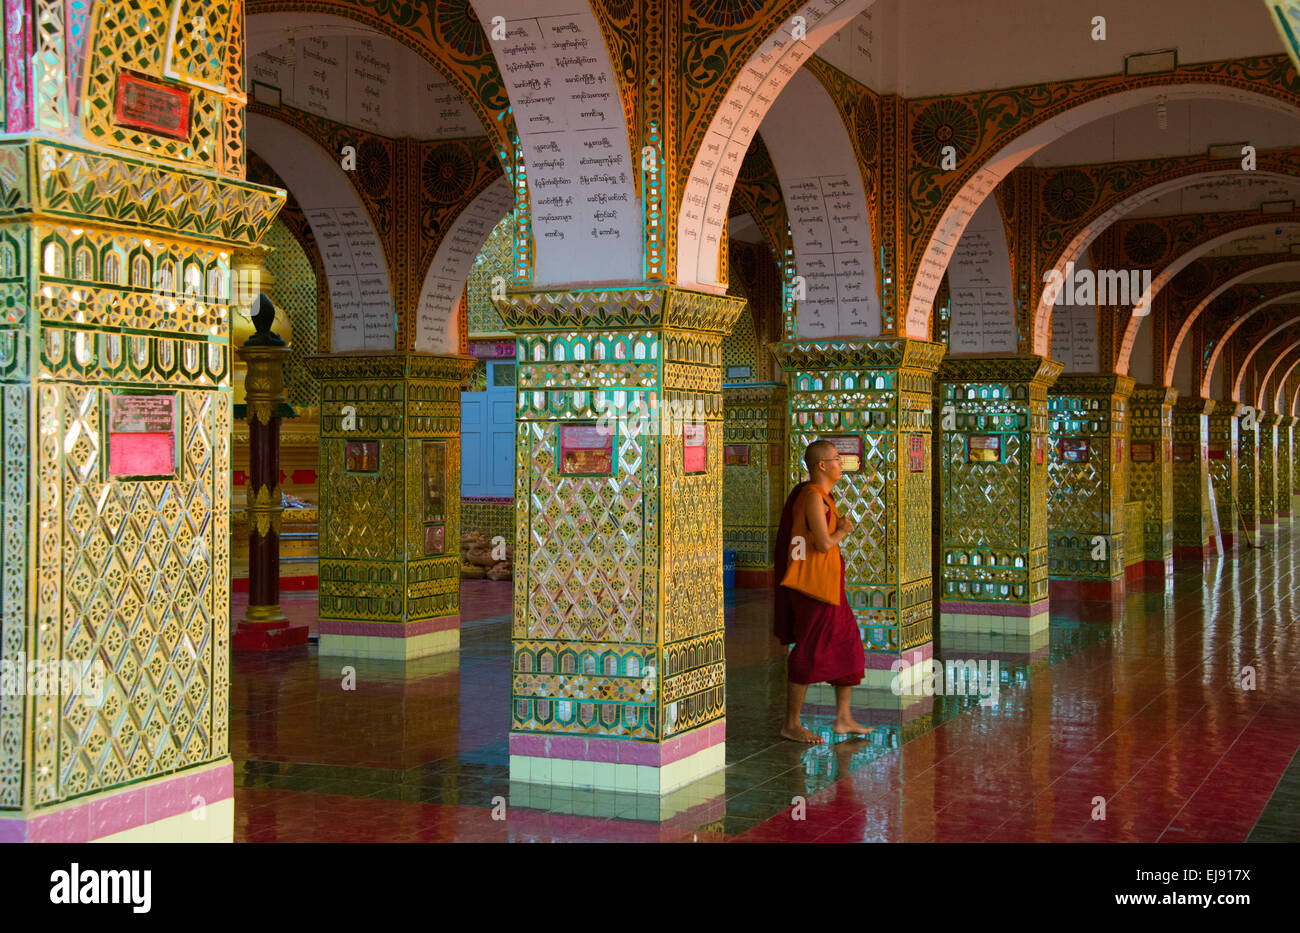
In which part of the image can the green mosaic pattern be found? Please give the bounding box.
[263,220,319,412]
[467,214,513,338]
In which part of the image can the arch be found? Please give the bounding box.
[1166,260,1300,389]
[414,177,513,353]
[758,68,878,338]
[1120,222,1300,377]
[246,6,510,148]
[1205,292,1300,399]
[1232,315,1300,402]
[246,12,486,140]
[1263,344,1300,414]
[248,112,395,353]
[906,83,1300,347]
[946,197,1015,354]
[467,0,641,287]
[675,0,875,292]
[1038,169,1300,350]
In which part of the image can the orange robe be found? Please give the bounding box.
[773,483,866,686]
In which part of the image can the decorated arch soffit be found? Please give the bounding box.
[246,150,333,350]
[727,134,793,269]
[1108,214,1300,374]
[1258,339,1300,412]
[248,112,395,353]
[246,96,505,353]
[1023,149,1300,344]
[759,66,878,339]
[1165,255,1300,389]
[676,0,875,294]
[246,3,515,153]
[904,56,1300,349]
[1201,285,1300,396]
[1225,301,1300,400]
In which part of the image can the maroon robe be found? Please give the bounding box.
[773,483,866,687]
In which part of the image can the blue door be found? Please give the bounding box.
[461,360,515,498]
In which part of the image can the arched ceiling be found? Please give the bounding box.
[247,13,484,139]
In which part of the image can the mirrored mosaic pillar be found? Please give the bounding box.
[1128,386,1177,580]
[772,339,945,694]
[0,148,283,840]
[1279,416,1295,519]
[1172,397,1215,561]
[498,288,744,795]
[722,383,786,587]
[1047,375,1134,601]
[936,357,1060,645]
[1259,412,1279,528]
[1238,410,1262,538]
[306,354,476,660]
[1208,402,1242,548]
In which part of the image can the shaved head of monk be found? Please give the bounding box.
[803,439,840,481]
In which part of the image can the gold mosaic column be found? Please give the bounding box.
[722,383,786,587]
[1172,397,1215,561]
[1128,386,1177,580]
[936,356,1060,646]
[1208,402,1242,548]
[1259,412,1279,528]
[1047,375,1134,601]
[306,354,476,660]
[772,339,945,692]
[498,288,743,796]
[1237,408,1261,540]
[0,158,282,842]
[1279,416,1295,519]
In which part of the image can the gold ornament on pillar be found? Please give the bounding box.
[232,246,294,407]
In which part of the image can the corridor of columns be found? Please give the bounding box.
[2,0,1300,850]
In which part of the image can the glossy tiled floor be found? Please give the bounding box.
[230,530,1300,842]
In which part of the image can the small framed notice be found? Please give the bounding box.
[1131,441,1156,462]
[684,423,707,474]
[1173,443,1195,462]
[559,424,614,476]
[1035,436,1045,464]
[967,434,1001,463]
[726,365,752,380]
[1208,446,1227,460]
[345,440,380,473]
[908,435,926,472]
[724,444,750,466]
[422,441,447,523]
[107,393,177,478]
[1061,438,1090,463]
[424,523,445,556]
[114,72,191,141]
[824,435,862,472]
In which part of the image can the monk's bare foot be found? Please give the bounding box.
[780,724,824,744]
[832,719,872,736]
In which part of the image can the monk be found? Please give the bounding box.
[773,439,870,743]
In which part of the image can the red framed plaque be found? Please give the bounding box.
[724,444,750,466]
[345,440,379,473]
[1173,443,1195,462]
[770,444,783,467]
[1061,438,1090,463]
[559,424,614,476]
[824,435,862,472]
[1131,441,1155,463]
[967,434,1001,463]
[908,434,925,472]
[114,73,191,141]
[1208,446,1227,460]
[684,423,707,473]
[1035,436,1045,464]
[107,393,176,478]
